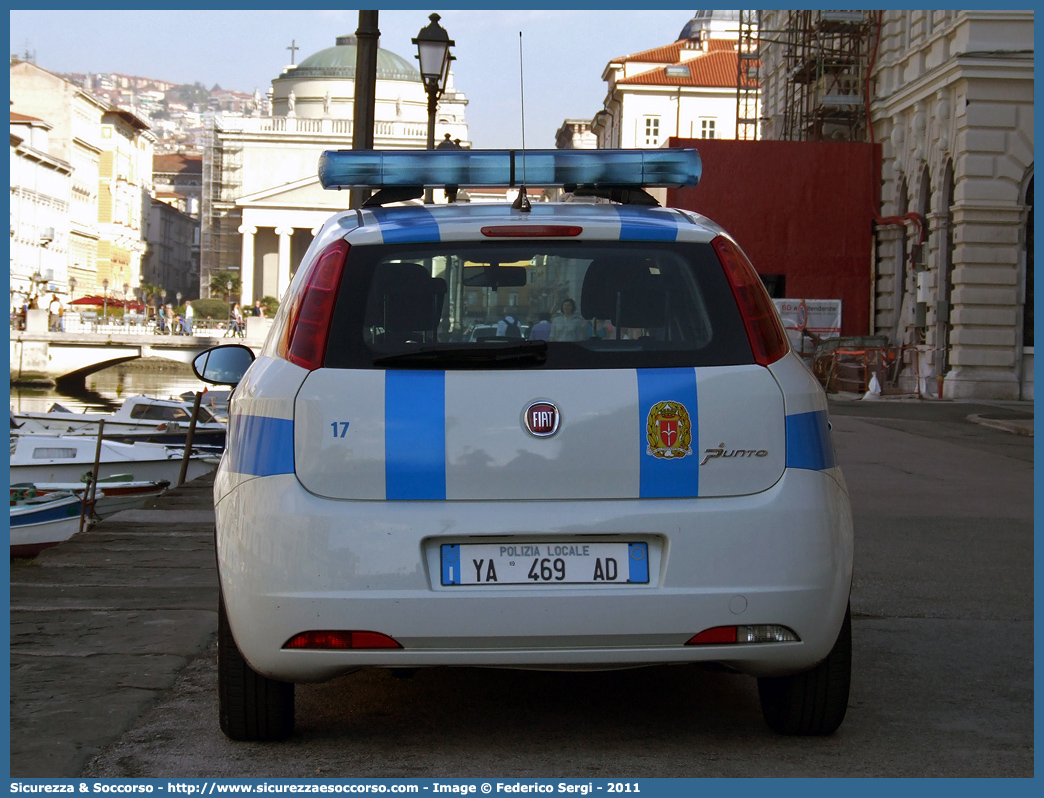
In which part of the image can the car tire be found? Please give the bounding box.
[218,594,295,741]
[757,602,851,736]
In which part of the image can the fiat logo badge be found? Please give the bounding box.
[524,401,560,437]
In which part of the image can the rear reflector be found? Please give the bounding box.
[686,625,800,645]
[283,630,403,650]
[480,225,582,237]
[280,238,350,371]
[712,235,790,366]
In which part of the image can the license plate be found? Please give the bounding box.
[441,542,649,586]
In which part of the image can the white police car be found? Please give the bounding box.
[194,149,853,742]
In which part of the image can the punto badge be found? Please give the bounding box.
[524,401,560,437]
[646,401,693,459]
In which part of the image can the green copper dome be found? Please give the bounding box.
[286,36,421,82]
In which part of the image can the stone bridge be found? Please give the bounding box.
[10,329,267,386]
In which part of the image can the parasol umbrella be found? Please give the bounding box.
[68,295,108,306]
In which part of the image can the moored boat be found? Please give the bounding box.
[11,395,226,449]
[10,491,89,558]
[11,477,171,518]
[10,433,216,485]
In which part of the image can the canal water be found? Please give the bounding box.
[10,360,212,415]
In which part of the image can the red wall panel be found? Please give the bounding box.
[667,137,880,336]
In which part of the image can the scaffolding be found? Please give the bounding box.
[779,10,873,142]
[200,114,244,298]
[735,10,761,141]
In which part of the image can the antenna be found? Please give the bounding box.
[512,31,532,212]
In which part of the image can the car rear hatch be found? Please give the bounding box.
[288,226,788,501]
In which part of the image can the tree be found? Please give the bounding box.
[209,271,241,298]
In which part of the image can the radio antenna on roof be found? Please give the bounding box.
[512,31,532,213]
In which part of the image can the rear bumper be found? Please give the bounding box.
[216,468,852,682]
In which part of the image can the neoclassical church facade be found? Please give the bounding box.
[201,35,469,305]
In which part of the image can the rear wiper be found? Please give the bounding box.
[372,341,548,368]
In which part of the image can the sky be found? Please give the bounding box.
[9,7,703,149]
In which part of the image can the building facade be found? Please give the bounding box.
[592,11,757,148]
[142,197,198,301]
[759,10,1033,399]
[555,120,598,150]
[201,35,469,305]
[11,60,108,296]
[96,109,154,300]
[10,114,73,305]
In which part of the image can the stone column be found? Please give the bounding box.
[944,199,1022,400]
[238,224,257,306]
[276,227,293,300]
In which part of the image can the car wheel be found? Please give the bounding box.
[757,602,851,736]
[218,594,295,741]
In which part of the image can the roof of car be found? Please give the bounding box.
[331,201,724,246]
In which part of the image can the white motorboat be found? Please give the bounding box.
[9,433,216,485]
[10,491,88,558]
[11,395,227,449]
[11,394,226,435]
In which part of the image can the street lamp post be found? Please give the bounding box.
[123,282,129,318]
[413,13,454,204]
[102,278,109,319]
[68,276,77,300]
[226,280,233,323]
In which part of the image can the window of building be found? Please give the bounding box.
[700,119,716,139]
[643,117,660,146]
[665,65,689,78]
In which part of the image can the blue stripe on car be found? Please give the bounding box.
[628,542,650,583]
[371,206,441,244]
[637,368,699,498]
[231,415,295,476]
[385,370,447,500]
[616,206,679,241]
[785,410,835,471]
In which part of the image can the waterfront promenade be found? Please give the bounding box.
[10,473,219,777]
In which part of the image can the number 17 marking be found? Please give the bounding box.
[331,421,350,438]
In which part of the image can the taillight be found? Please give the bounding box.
[280,239,349,370]
[283,630,402,650]
[686,625,800,645]
[712,235,790,366]
[480,225,582,237]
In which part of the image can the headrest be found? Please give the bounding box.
[580,259,666,329]
[368,262,447,335]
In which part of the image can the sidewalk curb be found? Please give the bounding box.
[966,414,1034,436]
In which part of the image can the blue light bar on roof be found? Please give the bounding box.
[317,149,701,190]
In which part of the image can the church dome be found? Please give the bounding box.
[678,10,740,41]
[285,35,421,82]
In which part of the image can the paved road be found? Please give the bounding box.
[45,400,1041,777]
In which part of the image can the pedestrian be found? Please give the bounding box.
[230,303,244,337]
[527,312,552,341]
[48,294,62,331]
[550,298,589,341]
[184,301,194,334]
[253,300,265,318]
[496,314,522,338]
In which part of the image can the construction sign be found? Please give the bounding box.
[772,299,842,357]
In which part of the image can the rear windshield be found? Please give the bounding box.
[324,240,754,370]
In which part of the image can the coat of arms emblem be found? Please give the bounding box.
[646,401,693,459]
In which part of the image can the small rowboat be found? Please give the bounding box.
[10,492,92,558]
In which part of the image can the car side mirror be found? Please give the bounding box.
[192,345,256,386]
